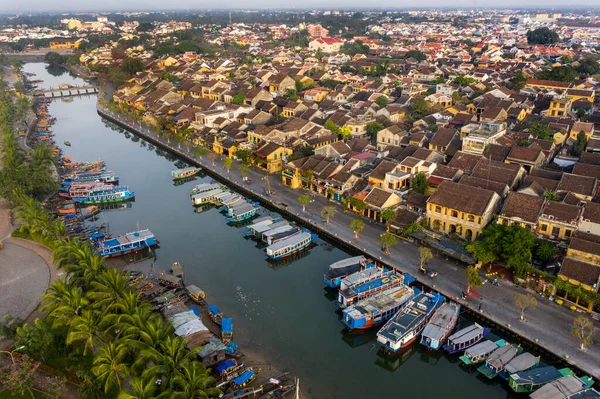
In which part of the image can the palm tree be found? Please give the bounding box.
[30,143,57,169]
[88,268,130,309]
[171,361,220,399]
[117,376,159,399]
[141,336,196,388]
[93,341,130,393]
[67,309,105,355]
[41,280,89,327]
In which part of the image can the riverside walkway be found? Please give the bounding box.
[97,105,600,379]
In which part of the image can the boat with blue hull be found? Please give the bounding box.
[376,291,444,353]
[95,229,156,258]
[342,285,416,330]
[324,256,374,288]
[226,203,259,223]
[420,302,461,350]
[338,271,406,308]
[442,323,489,354]
[265,231,317,260]
[64,170,119,185]
[72,185,135,205]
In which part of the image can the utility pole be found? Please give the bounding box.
[229,12,232,26]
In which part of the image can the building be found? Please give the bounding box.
[426,181,501,240]
[309,38,344,53]
[497,192,544,231]
[537,201,581,241]
[254,142,293,173]
[460,122,507,155]
[547,96,572,117]
[559,232,600,303]
[377,125,408,151]
[49,38,83,49]
[306,24,329,38]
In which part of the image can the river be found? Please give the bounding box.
[26,62,528,399]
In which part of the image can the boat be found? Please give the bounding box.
[63,182,114,199]
[95,229,156,258]
[342,285,416,330]
[498,352,540,380]
[529,375,594,399]
[226,203,258,223]
[171,167,200,180]
[442,323,489,354]
[376,291,445,353]
[243,217,275,238]
[207,305,223,325]
[459,339,505,366]
[171,262,184,279]
[64,170,119,185]
[222,317,233,344]
[215,359,245,381]
[261,223,296,244]
[190,182,221,195]
[338,271,405,308]
[231,368,256,389]
[158,273,182,288]
[265,231,317,260]
[477,342,521,379]
[64,140,71,146]
[509,366,575,393]
[324,256,373,288]
[72,185,135,205]
[561,388,600,399]
[191,188,225,205]
[186,285,205,303]
[420,302,461,350]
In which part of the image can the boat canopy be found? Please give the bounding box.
[187,285,204,297]
[168,310,197,330]
[464,339,499,359]
[232,370,255,386]
[448,323,484,345]
[222,318,233,333]
[267,232,311,253]
[530,375,591,399]
[487,344,518,369]
[160,274,181,285]
[504,353,538,375]
[329,256,367,270]
[344,285,413,321]
[207,305,222,315]
[511,366,563,386]
[174,319,208,337]
[215,359,237,375]
[421,303,459,342]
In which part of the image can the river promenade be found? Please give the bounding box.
[97,104,600,379]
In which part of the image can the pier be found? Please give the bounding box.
[34,83,99,98]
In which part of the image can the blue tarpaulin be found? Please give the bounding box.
[222,318,233,333]
[232,369,254,386]
[90,233,105,240]
[207,305,221,315]
[188,306,201,317]
[63,214,77,220]
[215,359,236,375]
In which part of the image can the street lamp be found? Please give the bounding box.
[0,345,25,366]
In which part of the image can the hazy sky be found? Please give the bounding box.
[5,0,600,13]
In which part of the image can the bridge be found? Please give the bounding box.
[34,84,99,98]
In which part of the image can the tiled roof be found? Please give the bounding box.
[500,192,544,224]
[557,173,597,197]
[540,201,581,224]
[427,181,497,216]
[560,257,600,287]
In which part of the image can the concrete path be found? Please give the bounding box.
[100,107,600,379]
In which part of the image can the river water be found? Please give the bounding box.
[26,62,526,399]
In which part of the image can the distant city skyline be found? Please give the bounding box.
[4,0,600,14]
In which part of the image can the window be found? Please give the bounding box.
[435,206,441,214]
[565,229,572,238]
[466,215,475,223]
[552,226,560,236]
[451,210,458,218]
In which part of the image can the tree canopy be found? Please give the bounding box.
[526,27,559,45]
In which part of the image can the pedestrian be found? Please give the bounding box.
[478,303,482,313]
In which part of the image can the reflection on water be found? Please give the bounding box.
[375,345,417,373]
[341,328,377,349]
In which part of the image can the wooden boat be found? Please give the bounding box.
[171,262,184,279]
[498,352,540,380]
[529,375,594,399]
[509,366,574,393]
[159,273,182,288]
[459,339,505,366]
[324,256,373,288]
[185,285,205,303]
[338,271,404,308]
[342,285,415,330]
[215,359,245,381]
[207,305,223,325]
[221,317,233,344]
[64,141,71,146]
[477,342,521,379]
[96,229,155,258]
[420,302,461,350]
[231,368,256,389]
[265,231,317,260]
[376,292,445,353]
[442,323,489,354]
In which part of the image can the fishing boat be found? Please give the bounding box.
[265,231,317,260]
[529,375,595,399]
[324,256,373,288]
[342,285,416,330]
[338,271,405,308]
[376,291,445,353]
[186,285,205,303]
[159,273,182,288]
[171,167,200,180]
[64,140,71,146]
[477,342,521,379]
[498,352,540,380]
[226,203,258,223]
[62,182,113,199]
[231,368,256,389]
[459,339,505,365]
[509,367,575,394]
[207,305,223,325]
[420,302,461,350]
[72,185,135,205]
[222,318,233,344]
[442,323,489,354]
[215,359,245,381]
[95,229,156,257]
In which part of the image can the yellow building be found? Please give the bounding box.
[565,88,595,103]
[254,142,292,173]
[558,232,600,309]
[547,97,571,117]
[282,165,303,189]
[537,201,581,240]
[49,38,83,49]
[426,181,501,241]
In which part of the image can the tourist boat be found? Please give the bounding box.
[64,170,119,185]
[191,188,225,205]
[243,217,275,238]
[477,342,521,379]
[509,366,575,393]
[72,185,135,204]
[64,140,71,146]
[338,271,405,308]
[261,223,296,244]
[222,317,233,344]
[498,352,540,380]
[207,305,223,325]
[442,323,489,354]
[61,182,113,199]
[186,285,205,303]
[376,292,444,353]
[459,339,505,365]
[226,203,258,223]
[190,182,221,195]
[324,256,373,288]
[171,167,200,180]
[267,227,304,246]
[231,368,256,389]
[215,359,245,380]
[420,302,461,350]
[265,231,317,260]
[342,285,416,330]
[95,229,156,257]
[530,375,595,399]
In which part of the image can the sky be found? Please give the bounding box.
[4,0,600,13]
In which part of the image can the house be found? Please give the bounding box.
[49,38,83,49]
[267,74,297,96]
[547,96,571,117]
[580,202,600,236]
[368,160,397,189]
[308,37,344,53]
[557,173,598,202]
[559,231,600,297]
[426,181,502,240]
[428,128,458,153]
[570,122,594,141]
[243,87,273,106]
[425,93,452,108]
[497,192,544,231]
[303,88,329,102]
[197,338,227,367]
[362,188,402,221]
[537,201,581,241]
[384,157,436,194]
[526,79,571,90]
[254,142,293,173]
[471,160,526,190]
[504,146,545,173]
[377,125,408,151]
[460,122,507,155]
[314,141,351,159]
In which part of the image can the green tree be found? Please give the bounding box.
[571,131,587,156]
[527,27,559,45]
[572,316,597,351]
[237,163,250,181]
[542,189,559,201]
[117,376,157,399]
[324,119,339,134]
[466,265,482,294]
[411,97,430,119]
[93,341,130,393]
[401,221,423,237]
[381,209,396,229]
[350,197,368,214]
[121,57,145,75]
[0,314,23,342]
[366,122,384,139]
[338,125,352,140]
[513,293,538,322]
[223,157,233,174]
[454,76,476,86]
[411,172,429,195]
[528,120,554,141]
[378,232,397,254]
[374,96,389,108]
[418,246,433,272]
[14,318,53,361]
[510,71,528,90]
[350,219,364,239]
[536,240,557,263]
[320,205,336,224]
[231,92,245,105]
[234,148,253,165]
[537,66,578,83]
[404,50,427,61]
[194,147,207,158]
[44,51,67,67]
[171,361,220,398]
[298,194,311,212]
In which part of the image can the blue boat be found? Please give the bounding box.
[265,231,317,260]
[226,203,258,223]
[342,285,416,330]
[338,271,405,308]
[215,359,243,378]
[324,256,374,288]
[222,317,233,344]
[442,323,489,354]
[207,305,223,325]
[376,291,445,353]
[72,185,135,205]
[231,369,256,389]
[420,302,461,350]
[95,229,156,258]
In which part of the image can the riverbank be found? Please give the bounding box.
[97,104,600,381]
